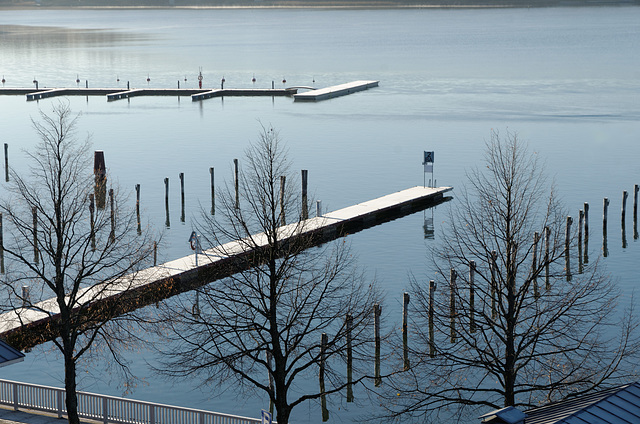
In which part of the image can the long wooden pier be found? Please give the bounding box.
[294,80,379,102]
[0,186,451,350]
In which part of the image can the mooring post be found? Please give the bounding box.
[179,172,185,223]
[164,177,170,228]
[32,207,39,264]
[635,185,639,241]
[429,280,435,357]
[210,167,215,215]
[94,151,106,209]
[234,159,239,209]
[4,143,8,182]
[301,169,308,220]
[89,194,96,251]
[177,80,180,89]
[135,184,141,235]
[402,292,410,371]
[622,190,628,223]
[109,189,115,243]
[603,197,610,230]
[490,250,497,320]
[320,332,329,422]
[316,200,322,218]
[346,313,354,402]
[565,216,573,281]
[532,232,539,299]
[544,226,550,290]
[449,269,456,343]
[127,81,130,90]
[279,176,286,226]
[469,261,475,333]
[153,241,157,266]
[578,210,584,273]
[21,286,30,308]
[0,213,4,274]
[374,303,381,387]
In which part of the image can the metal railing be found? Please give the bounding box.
[0,378,263,424]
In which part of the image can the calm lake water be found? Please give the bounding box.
[1,6,639,423]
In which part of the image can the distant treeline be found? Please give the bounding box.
[1,0,638,8]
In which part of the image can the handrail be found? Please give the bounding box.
[0,378,264,424]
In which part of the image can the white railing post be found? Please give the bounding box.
[103,396,108,424]
[57,390,63,418]
[12,382,18,411]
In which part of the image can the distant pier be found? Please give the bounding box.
[0,186,450,351]
[0,80,378,103]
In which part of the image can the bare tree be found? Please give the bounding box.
[152,126,380,424]
[383,130,640,422]
[0,102,155,424]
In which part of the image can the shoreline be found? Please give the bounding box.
[0,0,637,10]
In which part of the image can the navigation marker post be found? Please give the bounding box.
[423,151,434,188]
[188,231,203,316]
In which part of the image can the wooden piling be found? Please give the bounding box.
[449,269,456,343]
[179,172,185,223]
[603,197,610,230]
[94,151,107,210]
[346,313,354,402]
[109,189,115,243]
[320,333,329,422]
[635,185,639,241]
[210,168,215,216]
[32,207,39,264]
[89,194,96,251]
[136,184,141,235]
[0,213,4,274]
[428,280,435,358]
[544,226,550,290]
[565,216,572,282]
[532,232,539,299]
[346,314,353,402]
[234,159,239,209]
[469,260,475,333]
[280,176,286,226]
[4,143,8,182]
[490,250,497,320]
[402,292,410,371]
[374,303,381,387]
[578,210,584,274]
[301,169,308,220]
[622,190,628,223]
[164,177,170,228]
[584,202,589,236]
[153,241,157,266]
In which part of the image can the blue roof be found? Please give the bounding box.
[0,340,25,367]
[524,382,640,424]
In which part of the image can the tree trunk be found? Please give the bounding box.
[64,350,81,424]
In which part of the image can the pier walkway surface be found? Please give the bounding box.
[0,406,67,424]
[0,185,452,350]
[0,80,378,102]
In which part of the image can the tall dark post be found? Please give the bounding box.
[532,232,540,299]
[4,143,8,182]
[429,280,435,357]
[210,167,215,216]
[135,184,141,235]
[280,176,286,226]
[94,151,107,209]
[449,269,456,343]
[89,194,96,251]
[374,303,381,387]
[634,185,639,241]
[469,261,475,333]
[565,216,573,281]
[603,198,609,257]
[164,177,170,228]
[32,207,39,265]
[544,226,551,290]
[578,210,584,274]
[346,314,354,402]
[622,190,628,223]
[320,333,329,422]
[179,172,185,223]
[109,189,115,243]
[301,169,308,220]
[402,292,410,371]
[234,159,239,209]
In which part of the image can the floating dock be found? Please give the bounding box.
[0,185,451,350]
[294,80,379,102]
